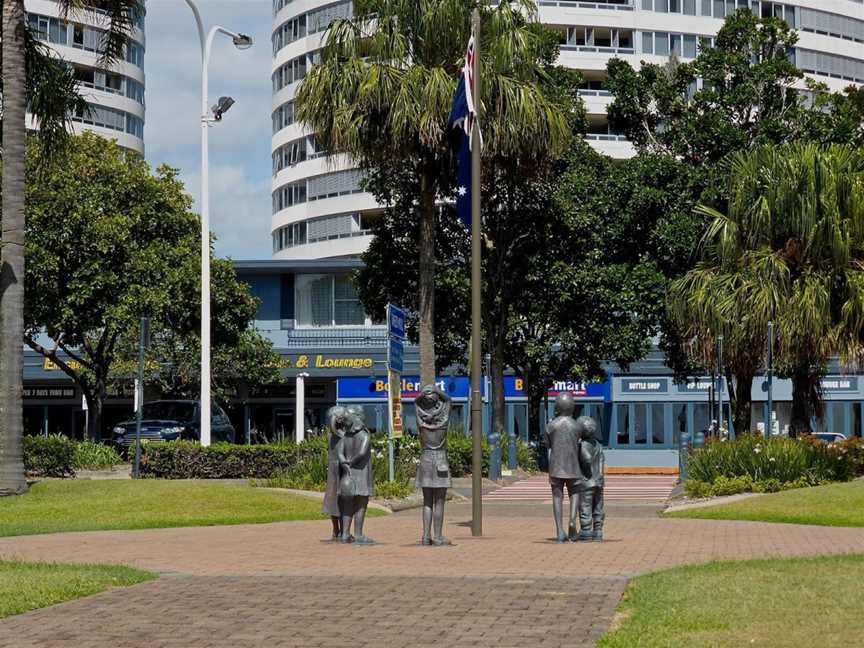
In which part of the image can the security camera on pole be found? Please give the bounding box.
[182,0,253,446]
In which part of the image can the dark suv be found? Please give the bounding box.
[113,400,236,447]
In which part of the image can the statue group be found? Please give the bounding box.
[544,393,606,543]
[322,384,455,547]
[321,387,605,546]
[322,405,375,544]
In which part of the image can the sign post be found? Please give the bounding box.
[133,316,151,479]
[386,304,406,482]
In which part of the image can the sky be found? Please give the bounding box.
[143,0,273,260]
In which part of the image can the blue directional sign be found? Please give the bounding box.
[387,303,406,340]
[388,337,404,374]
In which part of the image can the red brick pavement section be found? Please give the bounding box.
[2,501,864,647]
[0,575,626,648]
[2,502,862,579]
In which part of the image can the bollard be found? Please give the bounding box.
[679,431,691,483]
[694,430,705,450]
[489,432,502,481]
[507,432,517,470]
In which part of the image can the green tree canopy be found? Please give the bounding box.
[669,143,864,434]
[23,133,281,439]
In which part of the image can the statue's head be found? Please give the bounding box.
[553,393,576,417]
[417,384,441,411]
[346,405,366,426]
[575,415,599,442]
[326,405,348,436]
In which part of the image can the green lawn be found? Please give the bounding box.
[0,560,154,618]
[0,480,378,537]
[600,555,864,648]
[666,479,864,526]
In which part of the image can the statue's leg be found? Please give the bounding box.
[338,495,354,542]
[353,496,373,544]
[566,480,579,541]
[592,488,605,541]
[431,488,449,545]
[330,516,341,539]
[421,487,433,545]
[577,487,593,541]
[550,479,566,542]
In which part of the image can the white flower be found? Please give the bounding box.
[754,447,762,454]
[769,457,776,462]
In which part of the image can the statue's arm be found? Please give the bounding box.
[579,440,593,479]
[350,431,371,467]
[434,385,451,402]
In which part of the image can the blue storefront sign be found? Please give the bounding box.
[338,376,471,401]
[621,378,669,394]
[503,376,609,400]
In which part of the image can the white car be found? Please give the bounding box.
[813,432,847,444]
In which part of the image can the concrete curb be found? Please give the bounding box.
[663,492,765,513]
[255,486,466,514]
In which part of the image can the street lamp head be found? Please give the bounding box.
[232,33,253,50]
[211,96,235,121]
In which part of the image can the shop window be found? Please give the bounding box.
[616,404,630,445]
[334,276,365,325]
[634,404,647,444]
[652,404,666,444]
[693,403,710,436]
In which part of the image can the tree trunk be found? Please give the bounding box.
[417,171,436,386]
[84,383,106,442]
[729,370,753,437]
[490,336,506,440]
[0,0,29,495]
[527,390,543,444]
[790,366,817,437]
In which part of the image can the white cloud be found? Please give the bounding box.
[143,0,273,259]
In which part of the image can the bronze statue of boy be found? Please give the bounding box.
[543,393,584,542]
[576,415,605,542]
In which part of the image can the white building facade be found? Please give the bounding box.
[271,0,864,260]
[25,0,146,154]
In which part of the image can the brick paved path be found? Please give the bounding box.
[3,500,864,647]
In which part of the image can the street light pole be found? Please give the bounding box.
[182,0,252,447]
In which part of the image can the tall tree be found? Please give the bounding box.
[295,0,570,385]
[669,144,864,435]
[606,9,804,166]
[24,133,282,439]
[1,0,143,493]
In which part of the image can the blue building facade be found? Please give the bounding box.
[21,259,864,467]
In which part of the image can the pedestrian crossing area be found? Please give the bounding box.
[483,474,678,502]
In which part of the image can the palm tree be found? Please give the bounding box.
[669,143,864,435]
[1,0,143,496]
[295,0,570,385]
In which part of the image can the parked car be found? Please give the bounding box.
[812,432,847,444]
[113,400,235,447]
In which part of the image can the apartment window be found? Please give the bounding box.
[655,32,669,55]
[670,33,682,56]
[642,31,654,54]
[684,34,697,58]
[702,0,711,16]
[684,0,696,15]
[295,274,365,326]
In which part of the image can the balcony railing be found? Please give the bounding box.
[539,1,634,10]
[259,326,390,349]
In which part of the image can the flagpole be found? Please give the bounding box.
[470,7,483,538]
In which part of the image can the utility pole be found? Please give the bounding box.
[767,321,773,437]
[470,7,483,537]
[717,335,724,434]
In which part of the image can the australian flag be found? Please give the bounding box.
[447,35,481,230]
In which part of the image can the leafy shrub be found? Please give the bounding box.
[710,474,753,496]
[374,479,413,499]
[683,480,713,498]
[837,437,864,476]
[23,434,75,478]
[752,478,782,493]
[73,441,122,470]
[139,441,301,479]
[686,434,853,487]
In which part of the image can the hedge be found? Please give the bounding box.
[139,433,539,481]
[23,435,76,478]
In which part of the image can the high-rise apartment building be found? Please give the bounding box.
[271,0,864,260]
[25,0,146,154]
